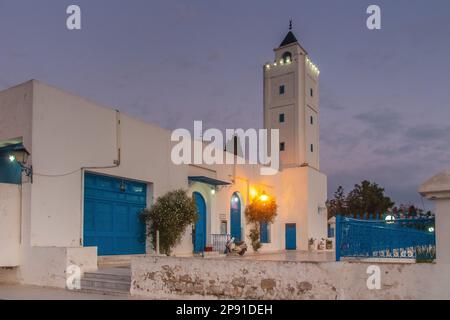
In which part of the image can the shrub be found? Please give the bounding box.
[141,189,198,255]
[245,195,277,252]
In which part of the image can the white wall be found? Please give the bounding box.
[0,81,33,151]
[132,256,450,300]
[30,80,188,247]
[0,184,21,266]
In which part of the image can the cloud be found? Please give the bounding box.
[354,109,402,132]
[405,125,450,141]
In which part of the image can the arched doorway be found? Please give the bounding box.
[230,192,242,241]
[193,192,206,253]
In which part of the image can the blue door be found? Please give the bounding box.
[260,222,269,243]
[230,193,241,241]
[193,192,206,253]
[285,224,297,250]
[83,173,147,256]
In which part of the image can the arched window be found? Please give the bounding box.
[282,51,292,63]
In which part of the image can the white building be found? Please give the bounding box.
[0,29,328,288]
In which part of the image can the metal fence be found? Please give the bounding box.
[335,215,436,261]
[212,234,227,253]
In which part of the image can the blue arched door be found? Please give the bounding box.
[230,193,241,241]
[193,192,206,253]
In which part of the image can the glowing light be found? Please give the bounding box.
[8,155,16,162]
[385,215,395,224]
[273,62,277,67]
[260,193,269,202]
[265,64,271,70]
[211,189,216,195]
[279,59,284,65]
[249,188,258,199]
[429,227,435,233]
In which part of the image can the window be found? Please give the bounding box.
[282,52,292,63]
[260,222,271,243]
[310,116,314,125]
[311,144,314,152]
[310,88,314,97]
[220,221,227,235]
[280,142,286,152]
[279,85,285,95]
[279,113,285,123]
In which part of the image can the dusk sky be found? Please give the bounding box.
[1,0,449,209]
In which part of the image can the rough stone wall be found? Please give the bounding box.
[131,256,450,300]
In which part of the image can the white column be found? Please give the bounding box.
[419,170,450,265]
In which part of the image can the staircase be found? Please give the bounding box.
[79,266,131,296]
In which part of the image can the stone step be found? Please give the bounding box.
[83,271,131,283]
[80,278,130,293]
[77,286,130,296]
[98,255,143,267]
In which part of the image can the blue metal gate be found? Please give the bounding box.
[230,193,241,241]
[335,215,436,261]
[285,223,297,250]
[193,192,206,253]
[83,172,147,256]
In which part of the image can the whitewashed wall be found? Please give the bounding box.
[0,184,21,266]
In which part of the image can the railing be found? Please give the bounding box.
[335,215,436,262]
[212,234,227,253]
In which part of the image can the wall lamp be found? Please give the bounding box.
[8,146,33,183]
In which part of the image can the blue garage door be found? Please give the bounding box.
[83,172,147,256]
[193,192,206,253]
[285,223,297,250]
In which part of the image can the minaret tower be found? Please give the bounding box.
[263,22,321,170]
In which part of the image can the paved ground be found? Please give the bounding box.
[237,250,335,262]
[0,284,136,300]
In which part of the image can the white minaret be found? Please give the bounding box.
[263,23,320,170]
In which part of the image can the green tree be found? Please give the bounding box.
[346,180,394,216]
[326,186,347,219]
[327,180,394,218]
[140,189,198,255]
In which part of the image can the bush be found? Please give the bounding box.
[141,189,198,255]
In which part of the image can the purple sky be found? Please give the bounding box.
[1,0,449,209]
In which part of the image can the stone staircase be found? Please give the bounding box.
[79,266,131,296]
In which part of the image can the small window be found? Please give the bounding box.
[310,88,314,97]
[220,221,227,235]
[280,142,286,152]
[279,113,285,123]
[279,85,285,95]
[310,116,314,125]
[310,144,314,152]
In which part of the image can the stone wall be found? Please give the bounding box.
[131,256,450,300]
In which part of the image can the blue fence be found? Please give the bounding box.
[335,215,436,261]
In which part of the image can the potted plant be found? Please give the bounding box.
[318,238,326,250]
[326,239,333,250]
[308,238,316,251]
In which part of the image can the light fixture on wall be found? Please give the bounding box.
[211,188,216,195]
[259,191,269,202]
[8,146,32,183]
